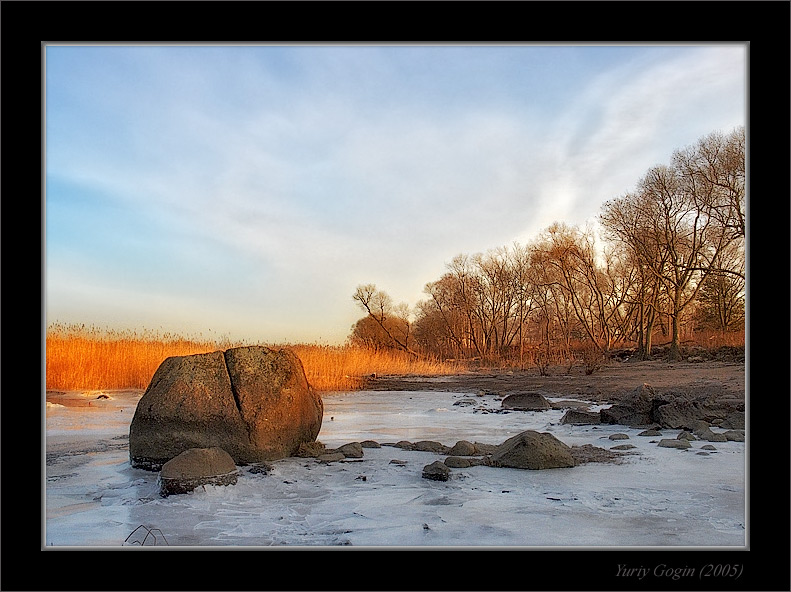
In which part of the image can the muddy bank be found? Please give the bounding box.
[361,359,746,404]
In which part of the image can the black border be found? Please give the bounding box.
[3,1,788,591]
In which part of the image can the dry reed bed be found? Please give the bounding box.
[45,325,742,393]
[45,326,460,392]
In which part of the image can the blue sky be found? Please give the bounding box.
[44,43,746,345]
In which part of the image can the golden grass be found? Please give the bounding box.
[44,324,461,392]
[289,344,461,392]
[45,324,742,392]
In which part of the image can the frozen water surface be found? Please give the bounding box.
[44,389,746,548]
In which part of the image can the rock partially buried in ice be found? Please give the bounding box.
[334,442,364,458]
[422,460,450,481]
[413,440,451,454]
[560,409,601,425]
[489,430,577,470]
[159,447,237,497]
[501,391,552,411]
[129,346,323,470]
[444,456,472,468]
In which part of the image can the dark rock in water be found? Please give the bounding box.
[490,430,576,470]
[159,447,237,497]
[501,391,552,411]
[609,433,630,440]
[129,346,323,470]
[560,409,601,425]
[422,460,450,481]
[360,440,381,448]
[611,444,636,450]
[723,429,745,442]
[677,431,697,441]
[658,439,691,449]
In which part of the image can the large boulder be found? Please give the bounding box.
[489,430,577,470]
[130,346,323,470]
[501,391,552,411]
[159,447,238,497]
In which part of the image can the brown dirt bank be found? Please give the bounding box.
[362,359,746,404]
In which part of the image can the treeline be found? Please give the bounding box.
[351,127,745,363]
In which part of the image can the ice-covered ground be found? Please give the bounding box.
[44,388,746,548]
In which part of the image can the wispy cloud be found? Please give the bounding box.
[45,44,746,343]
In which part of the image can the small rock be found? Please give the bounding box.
[317,452,346,463]
[699,430,728,442]
[248,462,273,475]
[422,461,450,481]
[638,429,662,436]
[453,399,477,407]
[658,439,691,449]
[295,441,327,458]
[413,441,450,454]
[336,442,364,458]
[723,429,745,442]
[159,447,238,497]
[389,459,407,466]
[560,409,601,425]
[448,440,476,456]
[360,440,381,448]
[501,391,552,411]
[444,456,471,468]
[609,433,629,440]
[677,431,697,441]
[611,444,636,450]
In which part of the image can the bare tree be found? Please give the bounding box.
[353,284,418,357]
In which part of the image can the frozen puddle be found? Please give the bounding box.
[44,389,746,547]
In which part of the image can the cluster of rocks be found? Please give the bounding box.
[153,428,614,494]
[552,383,744,434]
[291,429,618,482]
[488,385,744,456]
[130,348,743,496]
[127,346,324,496]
